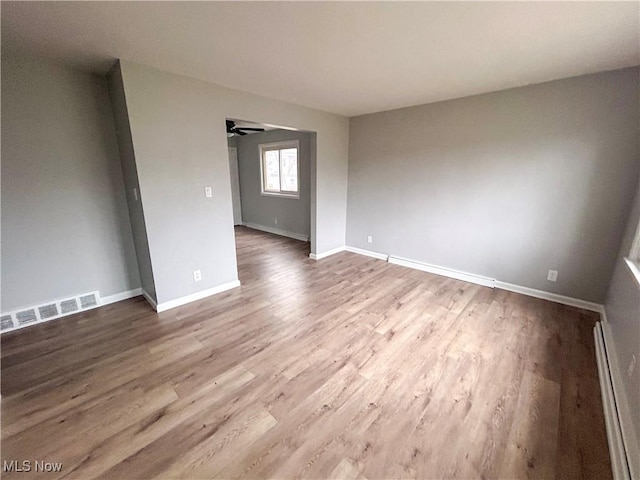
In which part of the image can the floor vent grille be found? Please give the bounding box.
[1,291,101,333]
[38,304,59,320]
[60,298,79,314]
[0,315,13,330]
[79,293,98,309]
[16,309,38,325]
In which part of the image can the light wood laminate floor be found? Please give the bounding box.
[1,226,611,479]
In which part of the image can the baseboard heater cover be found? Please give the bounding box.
[384,254,601,313]
[594,321,632,480]
[344,246,388,261]
[387,255,496,288]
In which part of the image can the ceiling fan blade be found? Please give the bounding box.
[234,129,247,136]
[237,127,265,132]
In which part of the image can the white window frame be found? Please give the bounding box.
[259,140,300,199]
[626,220,640,286]
[630,222,640,262]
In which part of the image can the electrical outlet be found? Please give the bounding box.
[204,187,212,198]
[275,218,278,225]
[629,354,637,377]
[367,235,373,244]
[193,270,202,282]
[547,270,558,282]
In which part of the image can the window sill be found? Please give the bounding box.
[624,257,640,288]
[260,192,300,200]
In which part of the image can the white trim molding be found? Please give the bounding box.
[624,257,640,288]
[594,321,636,480]
[142,289,158,310]
[242,222,309,242]
[495,281,602,312]
[342,248,604,314]
[388,255,496,288]
[153,280,241,313]
[345,246,389,261]
[101,288,142,306]
[309,246,346,260]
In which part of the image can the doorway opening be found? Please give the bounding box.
[226,118,316,284]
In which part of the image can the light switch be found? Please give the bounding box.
[205,186,212,198]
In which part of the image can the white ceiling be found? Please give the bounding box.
[2,2,639,117]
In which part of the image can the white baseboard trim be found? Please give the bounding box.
[340,249,604,313]
[141,289,157,310]
[345,246,389,261]
[309,245,346,260]
[594,321,634,480]
[388,255,496,288]
[242,222,309,242]
[598,304,608,322]
[101,288,142,305]
[495,281,602,313]
[154,280,241,313]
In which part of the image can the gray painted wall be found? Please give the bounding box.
[1,55,140,312]
[347,67,640,303]
[107,63,156,301]
[236,129,311,238]
[119,61,348,305]
[604,174,640,477]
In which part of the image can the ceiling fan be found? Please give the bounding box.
[226,120,265,136]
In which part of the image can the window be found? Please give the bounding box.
[259,141,300,198]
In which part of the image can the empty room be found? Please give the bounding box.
[1,2,639,480]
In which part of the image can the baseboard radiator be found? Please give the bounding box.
[594,321,632,480]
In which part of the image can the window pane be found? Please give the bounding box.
[280,148,298,192]
[264,150,280,191]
